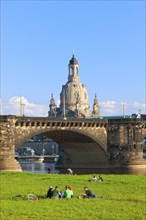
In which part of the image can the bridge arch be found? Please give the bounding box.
[15,125,109,168]
[15,127,107,153]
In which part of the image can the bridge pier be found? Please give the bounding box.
[0,156,22,172]
[0,147,22,172]
[0,116,22,172]
[0,145,22,172]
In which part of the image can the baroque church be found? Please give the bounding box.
[48,54,100,118]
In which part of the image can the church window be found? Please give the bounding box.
[70,67,73,75]
[85,92,87,99]
[76,67,78,75]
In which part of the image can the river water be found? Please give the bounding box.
[19,161,146,175]
[20,162,60,174]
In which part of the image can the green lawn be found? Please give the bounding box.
[0,172,146,220]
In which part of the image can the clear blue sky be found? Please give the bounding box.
[1,0,145,116]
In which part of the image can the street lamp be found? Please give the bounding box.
[42,143,47,156]
[122,101,125,118]
[52,144,54,155]
[22,104,25,116]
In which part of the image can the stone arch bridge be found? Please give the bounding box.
[0,115,145,172]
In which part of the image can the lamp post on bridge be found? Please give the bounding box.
[122,101,125,118]
[52,144,55,155]
[42,142,47,157]
[22,104,25,116]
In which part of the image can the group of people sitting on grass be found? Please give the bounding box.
[28,174,104,200]
[28,185,101,200]
[46,185,73,199]
[46,185,102,199]
[88,175,104,182]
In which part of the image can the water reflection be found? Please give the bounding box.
[20,162,146,175]
[20,162,60,174]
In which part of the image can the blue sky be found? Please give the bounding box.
[1,0,145,116]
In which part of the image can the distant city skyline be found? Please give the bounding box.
[1,0,145,116]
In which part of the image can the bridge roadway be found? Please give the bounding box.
[15,155,59,159]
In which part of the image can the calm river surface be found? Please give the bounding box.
[20,162,60,174]
[19,161,146,175]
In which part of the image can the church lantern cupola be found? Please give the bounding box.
[68,53,80,82]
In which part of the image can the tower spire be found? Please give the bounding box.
[48,94,56,117]
[92,93,100,117]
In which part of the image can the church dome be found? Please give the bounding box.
[63,81,89,105]
[60,80,90,117]
[48,54,91,118]
[69,54,79,65]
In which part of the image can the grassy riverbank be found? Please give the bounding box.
[0,173,146,220]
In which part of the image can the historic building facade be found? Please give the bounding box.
[48,54,100,118]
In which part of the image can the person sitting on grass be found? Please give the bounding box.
[92,176,97,181]
[63,186,73,199]
[88,175,97,182]
[67,186,73,198]
[46,186,53,199]
[78,186,97,199]
[98,175,103,182]
[52,186,60,199]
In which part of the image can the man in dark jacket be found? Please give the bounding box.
[46,186,53,198]
[84,186,93,198]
